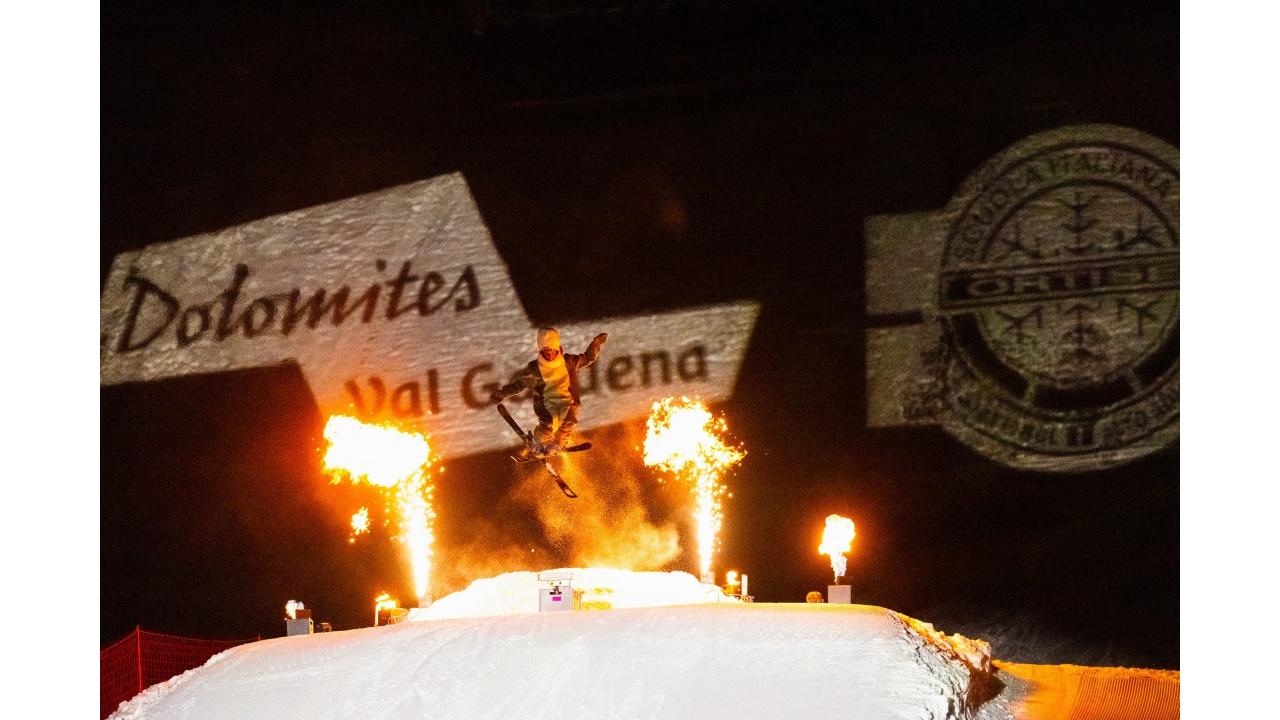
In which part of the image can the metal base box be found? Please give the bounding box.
[538,588,577,612]
[827,584,852,604]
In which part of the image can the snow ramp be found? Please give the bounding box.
[108,603,993,720]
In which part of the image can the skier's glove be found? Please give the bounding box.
[489,390,505,404]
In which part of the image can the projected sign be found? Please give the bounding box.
[100,173,759,459]
[865,125,1178,471]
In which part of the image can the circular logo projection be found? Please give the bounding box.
[934,125,1178,471]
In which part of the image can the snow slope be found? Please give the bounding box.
[410,568,738,620]
[109,570,993,720]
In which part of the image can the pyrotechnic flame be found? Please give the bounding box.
[285,599,304,620]
[819,514,856,582]
[350,507,371,537]
[374,592,398,625]
[324,416,431,488]
[323,415,436,604]
[724,570,740,595]
[643,396,744,580]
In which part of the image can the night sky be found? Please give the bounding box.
[101,1,1179,667]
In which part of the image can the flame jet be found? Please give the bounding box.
[819,514,856,583]
[350,507,371,538]
[322,415,437,605]
[643,397,744,581]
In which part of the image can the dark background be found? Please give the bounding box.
[101,0,1179,667]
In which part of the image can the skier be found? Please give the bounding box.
[489,327,608,458]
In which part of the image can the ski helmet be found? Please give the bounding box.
[537,327,561,352]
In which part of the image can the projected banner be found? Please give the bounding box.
[100,173,759,459]
[865,125,1178,472]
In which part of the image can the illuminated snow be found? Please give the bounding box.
[411,568,735,620]
[108,569,993,720]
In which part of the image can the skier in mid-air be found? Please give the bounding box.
[490,327,608,459]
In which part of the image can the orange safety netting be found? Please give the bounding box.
[100,627,258,719]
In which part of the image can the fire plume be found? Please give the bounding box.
[323,415,437,604]
[819,514,856,582]
[374,592,399,626]
[350,507,371,537]
[643,397,744,580]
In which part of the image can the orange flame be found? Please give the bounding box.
[643,397,744,580]
[374,592,398,626]
[819,514,856,582]
[350,507,371,537]
[323,415,436,604]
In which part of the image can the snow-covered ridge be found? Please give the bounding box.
[901,614,994,674]
[109,569,994,720]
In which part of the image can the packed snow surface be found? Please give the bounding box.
[110,569,992,720]
[410,568,735,619]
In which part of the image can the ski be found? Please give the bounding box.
[496,403,580,498]
[496,402,527,440]
[539,459,579,499]
[511,442,592,464]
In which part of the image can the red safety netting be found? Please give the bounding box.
[100,627,258,718]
